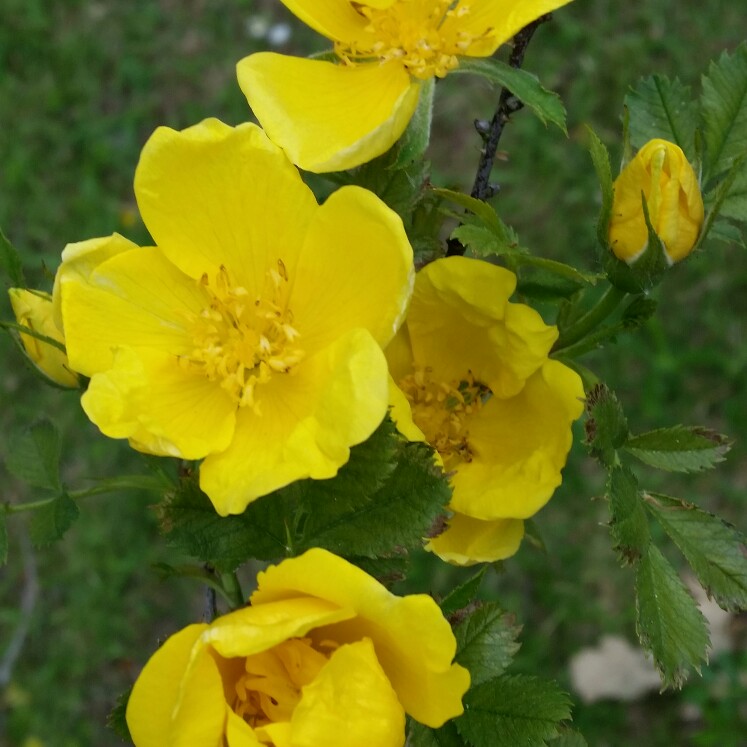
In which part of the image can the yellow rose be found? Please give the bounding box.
[609,138,704,264]
[8,288,79,388]
[126,549,470,746]
[56,119,414,516]
[387,257,584,565]
[237,0,575,172]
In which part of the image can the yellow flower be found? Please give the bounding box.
[126,548,470,746]
[237,0,575,172]
[8,288,79,387]
[609,138,704,264]
[57,119,413,515]
[387,257,584,565]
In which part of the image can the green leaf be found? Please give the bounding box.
[344,554,409,588]
[0,226,25,288]
[644,492,747,612]
[716,157,747,221]
[451,219,522,259]
[440,566,488,618]
[29,491,79,546]
[434,188,504,234]
[392,78,434,169]
[586,126,614,249]
[635,543,709,688]
[621,296,658,331]
[625,425,731,473]
[625,75,699,161]
[4,419,62,491]
[584,384,629,466]
[550,730,588,747]
[708,218,745,247]
[0,511,8,566]
[454,58,567,132]
[702,43,747,182]
[456,675,573,747]
[107,686,133,742]
[607,466,650,563]
[408,720,466,747]
[454,602,521,686]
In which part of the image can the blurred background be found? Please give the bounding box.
[1,0,745,744]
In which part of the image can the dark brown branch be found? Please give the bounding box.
[446,14,551,257]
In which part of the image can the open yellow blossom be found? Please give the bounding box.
[57,119,413,515]
[387,257,584,565]
[237,0,575,172]
[126,548,470,747]
[609,138,704,264]
[8,288,79,388]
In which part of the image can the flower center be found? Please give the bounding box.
[336,0,489,80]
[398,366,490,468]
[233,637,337,736]
[180,261,303,411]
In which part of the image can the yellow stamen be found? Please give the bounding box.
[337,0,494,80]
[179,261,304,412]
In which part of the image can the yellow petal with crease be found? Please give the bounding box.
[199,327,389,515]
[427,514,525,566]
[291,185,414,352]
[290,639,405,747]
[126,623,208,747]
[237,54,420,173]
[278,0,368,42]
[134,120,318,293]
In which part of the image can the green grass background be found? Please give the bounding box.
[1,0,746,744]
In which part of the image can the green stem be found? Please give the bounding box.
[4,497,55,514]
[553,285,627,353]
[221,572,245,610]
[553,321,627,360]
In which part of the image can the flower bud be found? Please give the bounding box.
[8,288,79,387]
[609,139,704,264]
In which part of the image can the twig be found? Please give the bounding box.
[447,15,551,257]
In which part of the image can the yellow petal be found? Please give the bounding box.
[225,708,264,747]
[388,376,428,444]
[406,257,555,397]
[427,513,525,566]
[134,119,318,293]
[291,185,414,352]
[82,347,236,459]
[290,639,405,747]
[278,0,368,42]
[251,549,470,727]
[446,0,576,58]
[199,328,389,515]
[53,233,138,331]
[450,360,584,520]
[203,596,356,660]
[8,289,79,388]
[126,623,208,747]
[237,54,420,172]
[61,245,203,376]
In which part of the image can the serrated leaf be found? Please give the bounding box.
[457,675,572,747]
[625,425,730,473]
[29,491,79,546]
[454,58,567,133]
[107,686,133,742]
[0,511,8,566]
[4,419,62,491]
[708,218,745,246]
[454,602,521,686]
[644,493,747,612]
[586,126,614,249]
[716,157,747,221]
[607,467,650,563]
[440,566,488,618]
[0,226,25,288]
[434,188,504,233]
[702,43,747,182]
[408,720,466,747]
[635,543,710,688]
[550,730,588,747]
[621,296,657,330]
[584,384,629,466]
[626,75,698,161]
[451,220,522,259]
[392,78,434,169]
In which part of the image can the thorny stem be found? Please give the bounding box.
[447,15,551,257]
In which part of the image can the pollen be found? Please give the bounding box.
[399,366,490,468]
[180,260,304,412]
[336,0,492,80]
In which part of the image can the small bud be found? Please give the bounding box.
[8,288,79,387]
[609,139,704,264]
